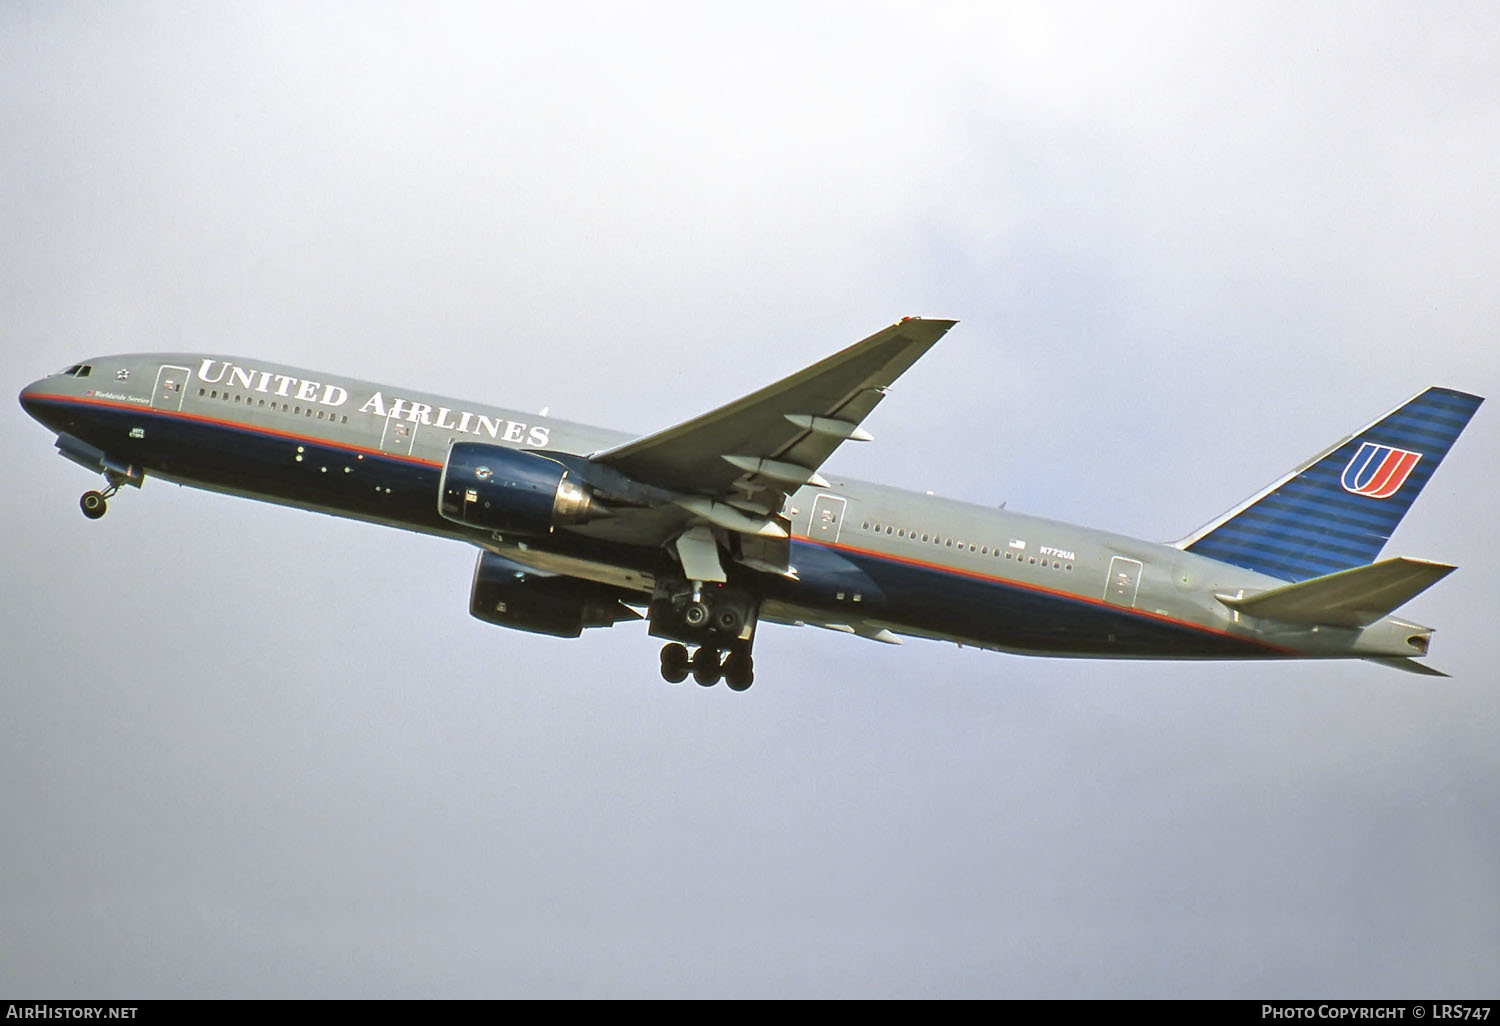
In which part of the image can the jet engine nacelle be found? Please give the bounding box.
[469,552,640,638]
[439,442,604,535]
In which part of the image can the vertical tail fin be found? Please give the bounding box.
[1177,387,1482,582]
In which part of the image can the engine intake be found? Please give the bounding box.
[439,442,605,535]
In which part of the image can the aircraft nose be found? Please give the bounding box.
[19,379,49,423]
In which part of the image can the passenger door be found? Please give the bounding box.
[152,365,191,412]
[1103,556,1143,607]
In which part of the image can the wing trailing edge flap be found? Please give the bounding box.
[1216,557,1456,628]
[589,319,956,519]
[801,619,903,645]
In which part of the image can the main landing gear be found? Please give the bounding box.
[649,577,760,691]
[659,641,754,690]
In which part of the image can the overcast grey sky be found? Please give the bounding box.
[3,1,1497,998]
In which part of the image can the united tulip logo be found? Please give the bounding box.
[1340,443,1422,499]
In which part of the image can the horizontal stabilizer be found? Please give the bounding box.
[1217,557,1456,627]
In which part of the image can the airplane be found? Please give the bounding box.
[17,318,1483,689]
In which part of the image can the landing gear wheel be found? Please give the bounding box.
[692,646,722,686]
[80,491,107,520]
[659,643,690,684]
[716,607,743,635]
[683,601,711,628]
[724,651,754,691]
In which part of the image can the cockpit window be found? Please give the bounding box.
[57,364,93,378]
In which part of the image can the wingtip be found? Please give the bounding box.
[890,317,959,349]
[1363,656,1450,678]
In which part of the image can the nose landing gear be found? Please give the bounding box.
[53,436,143,520]
[79,472,131,520]
[80,490,108,519]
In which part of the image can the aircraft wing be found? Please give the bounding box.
[589,318,955,522]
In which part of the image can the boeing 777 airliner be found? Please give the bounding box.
[19,319,1483,689]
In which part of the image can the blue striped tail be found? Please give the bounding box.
[1180,387,1483,582]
